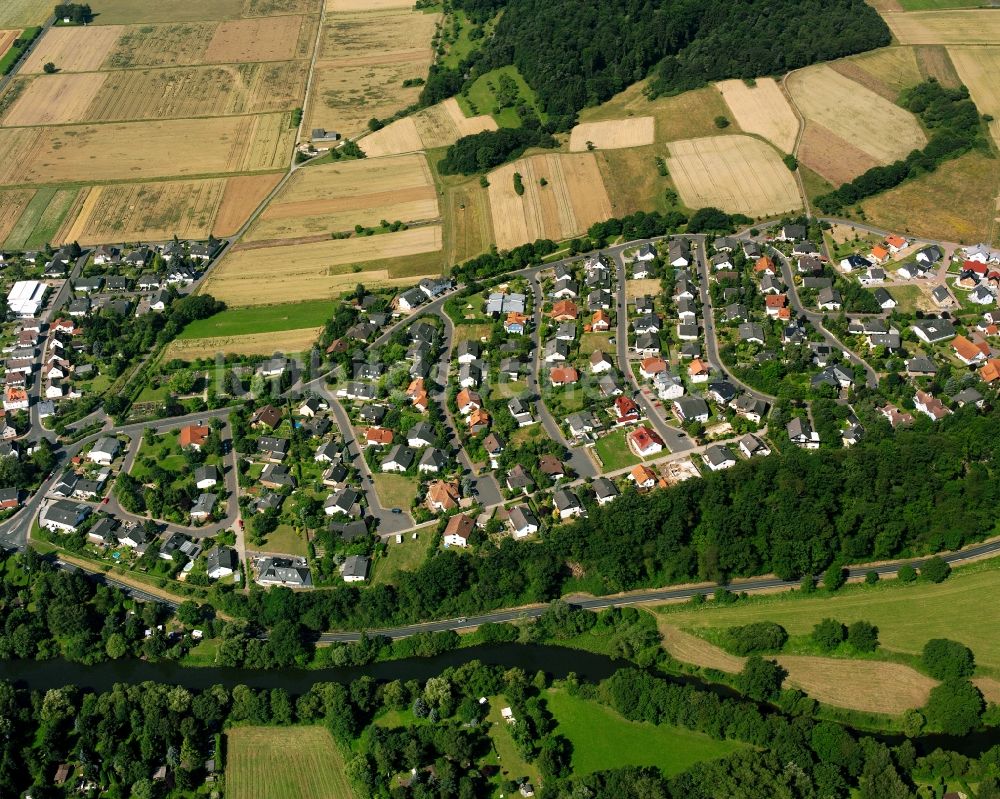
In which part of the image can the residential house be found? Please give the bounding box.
[257,436,288,463]
[667,239,691,267]
[250,405,282,429]
[655,372,685,400]
[550,366,579,386]
[787,417,819,449]
[628,426,665,457]
[906,356,938,377]
[506,464,535,494]
[707,381,737,405]
[325,487,361,517]
[880,403,914,428]
[739,434,770,458]
[260,464,295,489]
[510,505,539,538]
[342,555,370,583]
[257,556,312,587]
[381,445,415,473]
[190,493,218,521]
[592,477,619,506]
[952,334,989,365]
[630,464,657,488]
[817,287,842,311]
[639,356,667,379]
[914,390,951,421]
[839,255,872,273]
[873,288,896,310]
[418,447,447,474]
[88,437,120,465]
[911,319,956,344]
[426,479,460,513]
[553,489,584,519]
[42,500,91,533]
[206,547,238,580]
[550,299,578,321]
[703,444,737,472]
[194,465,218,490]
[179,423,210,450]
[590,350,614,374]
[539,454,564,479]
[738,322,765,345]
[443,513,475,548]
[673,396,709,423]
[508,398,534,427]
[687,358,709,383]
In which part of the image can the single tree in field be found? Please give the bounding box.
[43,62,57,74]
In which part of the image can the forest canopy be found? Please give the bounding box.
[458,0,889,123]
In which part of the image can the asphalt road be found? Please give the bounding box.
[690,236,776,404]
[773,248,880,389]
[611,250,693,453]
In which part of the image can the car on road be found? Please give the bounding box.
[101,497,109,504]
[391,507,402,514]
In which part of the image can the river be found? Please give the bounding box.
[1,644,996,757]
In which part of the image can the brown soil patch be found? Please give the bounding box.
[798,122,881,185]
[775,656,936,715]
[2,72,106,126]
[22,25,122,72]
[916,45,961,87]
[659,622,744,673]
[214,173,284,236]
[829,60,896,102]
[207,16,303,62]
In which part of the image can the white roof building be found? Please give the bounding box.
[7,281,48,318]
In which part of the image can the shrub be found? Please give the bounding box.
[847,621,879,653]
[896,564,917,583]
[811,618,846,651]
[919,556,951,583]
[724,621,788,655]
[922,639,975,681]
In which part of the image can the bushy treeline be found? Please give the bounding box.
[437,122,557,175]
[817,80,985,213]
[467,0,887,121]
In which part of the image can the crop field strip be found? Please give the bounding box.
[306,7,439,140]
[715,78,799,153]
[568,117,656,152]
[360,98,497,157]
[882,9,1000,44]
[204,226,444,306]
[786,65,926,165]
[247,153,439,242]
[0,113,295,185]
[487,152,613,249]
[797,121,882,185]
[164,327,323,359]
[0,29,21,58]
[226,725,355,799]
[834,46,923,99]
[666,135,803,218]
[947,47,1000,148]
[0,0,50,27]
[2,63,308,127]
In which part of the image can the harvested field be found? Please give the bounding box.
[787,65,926,164]
[0,0,49,27]
[861,150,1000,243]
[5,187,78,249]
[327,0,411,9]
[660,622,936,715]
[840,46,922,98]
[206,226,443,305]
[226,725,355,799]
[244,0,319,15]
[358,117,423,156]
[80,0,243,23]
[443,178,494,265]
[248,153,438,241]
[214,173,283,236]
[487,152,613,249]
[22,26,122,73]
[716,78,798,153]
[829,60,897,102]
[595,145,672,217]
[207,16,304,62]
[579,82,735,143]
[0,114,294,185]
[0,189,35,245]
[164,327,322,359]
[59,179,227,244]
[81,63,308,122]
[308,8,438,139]
[798,122,881,185]
[0,29,19,58]
[976,677,1000,705]
[915,45,962,86]
[883,9,1000,44]
[360,98,497,156]
[948,47,1000,147]
[104,23,217,69]
[666,135,802,218]
[569,117,655,152]
[2,73,107,126]
[775,656,936,715]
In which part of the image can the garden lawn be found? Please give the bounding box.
[547,688,744,776]
[178,300,335,339]
[884,284,924,314]
[371,531,434,586]
[262,523,308,557]
[594,429,640,472]
[372,473,420,511]
[658,560,1000,673]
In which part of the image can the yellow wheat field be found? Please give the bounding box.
[326,0,412,10]
[568,117,655,152]
[248,152,438,241]
[0,114,294,185]
[358,117,423,156]
[206,15,305,62]
[666,135,802,218]
[787,65,926,165]
[204,226,443,305]
[215,173,284,236]
[0,189,35,244]
[716,78,799,153]
[883,10,1000,45]
[843,46,922,96]
[0,30,20,60]
[82,0,243,23]
[1,73,107,126]
[0,0,50,27]
[58,179,227,244]
[22,25,123,72]
[487,152,613,249]
[948,47,1000,148]
[164,327,322,359]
